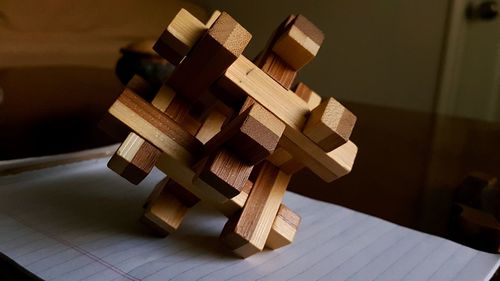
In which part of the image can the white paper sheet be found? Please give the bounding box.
[0,158,498,281]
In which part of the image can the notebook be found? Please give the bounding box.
[0,156,498,281]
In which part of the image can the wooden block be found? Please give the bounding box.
[168,11,252,101]
[143,179,193,235]
[196,148,253,198]
[303,98,357,152]
[279,158,306,175]
[294,82,321,110]
[151,84,176,111]
[156,153,230,204]
[266,147,293,167]
[143,177,169,209]
[281,132,358,182]
[272,15,324,70]
[99,75,157,140]
[108,88,202,165]
[257,51,297,89]
[153,9,208,65]
[164,96,201,136]
[220,56,310,130]
[206,10,222,28]
[253,15,300,89]
[195,107,228,144]
[206,103,286,165]
[217,180,253,217]
[165,178,200,208]
[220,162,290,258]
[107,132,161,184]
[266,204,301,249]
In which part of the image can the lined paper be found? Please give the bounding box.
[0,158,498,281]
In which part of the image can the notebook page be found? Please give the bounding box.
[0,158,498,281]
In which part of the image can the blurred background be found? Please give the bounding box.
[0,0,499,252]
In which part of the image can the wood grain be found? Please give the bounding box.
[272,15,324,70]
[266,204,301,249]
[196,148,253,198]
[106,77,168,184]
[153,8,208,65]
[220,162,290,257]
[220,55,310,130]
[205,103,285,165]
[107,132,160,184]
[168,11,251,101]
[143,178,193,235]
[257,51,297,89]
[303,97,357,152]
[108,88,202,165]
[294,82,321,110]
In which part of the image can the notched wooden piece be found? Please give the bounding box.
[303,97,357,152]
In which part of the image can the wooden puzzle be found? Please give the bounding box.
[102,9,358,258]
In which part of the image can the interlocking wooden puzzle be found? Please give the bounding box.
[102,8,358,258]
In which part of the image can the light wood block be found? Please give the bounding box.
[294,82,321,110]
[272,15,324,70]
[195,107,228,144]
[280,129,358,182]
[220,56,310,130]
[107,132,161,184]
[151,84,177,111]
[143,178,193,235]
[303,98,357,152]
[266,204,301,249]
[143,177,169,209]
[168,11,252,101]
[108,88,202,165]
[220,162,290,258]
[153,9,209,65]
[156,153,230,204]
[266,147,293,167]
[217,180,253,217]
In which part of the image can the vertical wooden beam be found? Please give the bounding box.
[220,162,290,258]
